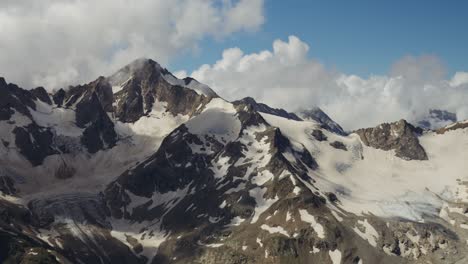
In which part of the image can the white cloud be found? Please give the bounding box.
[224,0,265,35]
[0,0,264,89]
[450,72,468,87]
[189,36,468,130]
[173,70,188,79]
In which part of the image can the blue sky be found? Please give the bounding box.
[170,0,468,77]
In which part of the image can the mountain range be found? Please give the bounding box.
[1,58,468,264]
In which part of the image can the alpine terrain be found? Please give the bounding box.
[1,58,468,264]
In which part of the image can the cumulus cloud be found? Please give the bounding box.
[450,72,468,87]
[188,36,468,130]
[0,0,264,89]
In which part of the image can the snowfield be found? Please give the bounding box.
[185,98,241,143]
[0,98,190,201]
[261,112,468,221]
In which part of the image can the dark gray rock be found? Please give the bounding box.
[355,119,428,160]
[13,124,57,166]
[30,87,52,105]
[233,97,302,121]
[52,88,66,106]
[89,76,114,112]
[59,78,118,153]
[76,92,117,153]
[113,77,145,122]
[0,77,36,120]
[330,141,347,151]
[311,129,327,141]
[0,175,16,195]
[26,194,143,264]
[110,58,212,123]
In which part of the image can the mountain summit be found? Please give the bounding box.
[1,59,468,264]
[297,107,346,135]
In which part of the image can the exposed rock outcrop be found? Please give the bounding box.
[436,121,468,134]
[355,119,427,160]
[57,78,118,153]
[30,86,52,105]
[0,175,16,195]
[0,77,36,120]
[109,59,214,123]
[13,123,57,166]
[329,141,347,151]
[233,97,302,121]
[297,107,346,135]
[311,129,327,141]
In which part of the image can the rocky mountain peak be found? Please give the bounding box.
[88,76,114,112]
[108,58,163,87]
[182,76,197,85]
[355,119,428,160]
[30,86,52,105]
[233,97,301,121]
[0,76,7,86]
[417,109,457,130]
[237,96,257,105]
[297,107,346,135]
[108,58,216,123]
[1,77,38,120]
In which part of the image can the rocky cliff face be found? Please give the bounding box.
[0,78,58,166]
[233,97,302,121]
[109,58,215,123]
[62,77,117,153]
[355,119,428,160]
[1,59,468,264]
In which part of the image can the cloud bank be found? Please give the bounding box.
[184,36,468,130]
[0,0,264,89]
[1,2,466,131]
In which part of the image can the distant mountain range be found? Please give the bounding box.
[1,58,468,264]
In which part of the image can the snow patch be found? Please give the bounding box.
[352,219,379,247]
[299,209,325,239]
[260,224,289,237]
[329,249,342,264]
[186,98,241,143]
[249,187,279,223]
[227,216,245,226]
[331,210,344,222]
[110,218,169,261]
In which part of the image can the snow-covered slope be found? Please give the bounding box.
[262,112,468,222]
[297,107,346,135]
[1,59,468,264]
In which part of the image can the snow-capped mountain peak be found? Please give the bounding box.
[108,58,218,97]
[297,107,346,135]
[417,109,458,130]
